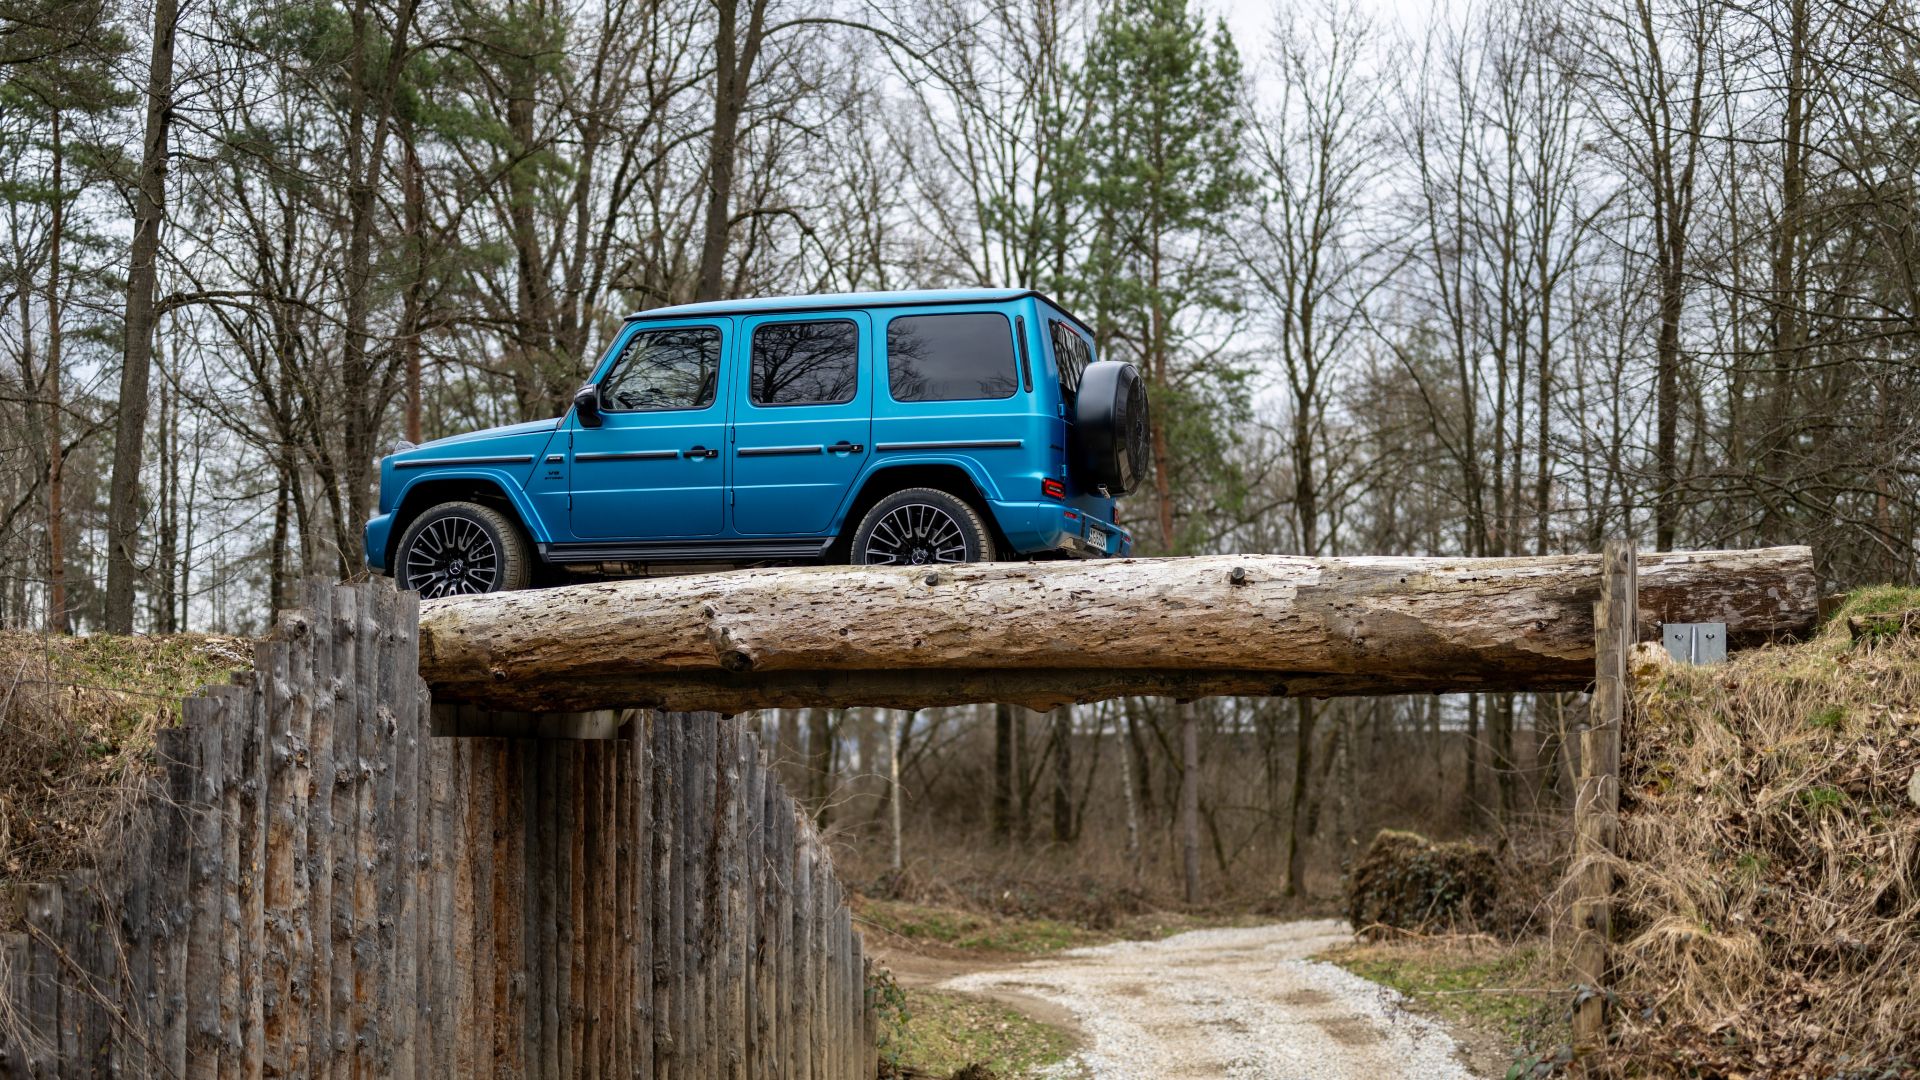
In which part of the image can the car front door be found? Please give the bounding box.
[729,312,874,535]
[570,320,729,539]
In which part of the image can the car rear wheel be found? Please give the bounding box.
[395,501,532,597]
[851,488,995,566]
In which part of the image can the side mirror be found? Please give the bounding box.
[573,382,603,428]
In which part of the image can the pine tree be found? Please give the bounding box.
[1062,0,1253,553]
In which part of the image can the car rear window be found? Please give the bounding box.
[601,326,722,411]
[1049,321,1091,401]
[751,319,858,405]
[886,313,1019,402]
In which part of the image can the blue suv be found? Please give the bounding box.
[365,289,1150,596]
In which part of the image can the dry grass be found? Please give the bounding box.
[1595,590,1920,1077]
[0,631,250,883]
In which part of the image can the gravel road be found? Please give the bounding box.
[938,921,1483,1080]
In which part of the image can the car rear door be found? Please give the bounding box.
[729,311,874,535]
[569,319,729,539]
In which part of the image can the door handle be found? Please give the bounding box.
[828,441,864,454]
[684,446,719,459]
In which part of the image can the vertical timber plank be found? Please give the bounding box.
[24,883,61,1079]
[305,581,337,1080]
[541,734,560,1068]
[445,736,474,1080]
[1,929,31,1075]
[740,734,763,1080]
[262,634,297,1077]
[385,587,419,1080]
[241,655,269,1080]
[652,717,677,1080]
[219,683,247,1075]
[563,741,582,1080]
[1572,539,1634,1054]
[632,717,654,1080]
[184,694,228,1080]
[351,584,382,1077]
[154,724,194,1079]
[510,734,533,1068]
[327,584,358,1076]
[612,733,632,1079]
[792,835,812,1080]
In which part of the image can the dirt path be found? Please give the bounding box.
[923,921,1483,1080]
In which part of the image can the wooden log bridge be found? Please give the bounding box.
[418,546,1820,713]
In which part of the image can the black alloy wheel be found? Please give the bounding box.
[395,501,532,596]
[852,487,995,566]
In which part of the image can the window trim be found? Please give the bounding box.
[596,323,725,415]
[1048,319,1092,401]
[746,316,862,409]
[1015,315,1033,393]
[883,309,1022,404]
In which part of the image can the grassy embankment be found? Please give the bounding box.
[0,631,250,879]
[1317,585,1920,1079]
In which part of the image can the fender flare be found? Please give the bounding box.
[387,467,552,557]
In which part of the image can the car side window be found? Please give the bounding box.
[600,326,721,412]
[751,319,858,405]
[887,312,1019,402]
[1049,321,1091,401]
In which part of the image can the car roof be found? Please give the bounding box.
[625,288,1095,338]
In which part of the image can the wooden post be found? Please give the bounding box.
[1573,539,1635,1053]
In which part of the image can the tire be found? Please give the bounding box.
[1072,360,1151,496]
[850,488,996,566]
[394,501,533,597]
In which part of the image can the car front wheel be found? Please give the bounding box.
[851,488,996,566]
[395,501,532,597]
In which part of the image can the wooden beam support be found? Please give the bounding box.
[1572,539,1633,1053]
[416,547,1815,712]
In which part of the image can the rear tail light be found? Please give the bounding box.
[1041,478,1066,500]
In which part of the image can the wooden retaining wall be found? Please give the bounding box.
[0,580,876,1078]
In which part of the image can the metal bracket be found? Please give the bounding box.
[1662,622,1727,665]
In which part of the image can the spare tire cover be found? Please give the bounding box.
[1072,361,1151,496]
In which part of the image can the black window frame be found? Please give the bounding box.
[1048,320,1092,401]
[748,317,861,408]
[597,323,725,414]
[884,310,1022,404]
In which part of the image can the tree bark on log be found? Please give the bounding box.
[418,548,1817,713]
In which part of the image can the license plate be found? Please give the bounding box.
[1085,526,1109,553]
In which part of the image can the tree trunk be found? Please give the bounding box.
[888,713,904,874]
[44,107,66,635]
[104,0,181,632]
[1179,702,1200,905]
[418,549,1820,715]
[992,703,1013,843]
[1051,707,1072,845]
[694,0,769,301]
[1284,697,1314,897]
[805,708,832,827]
[1118,711,1142,881]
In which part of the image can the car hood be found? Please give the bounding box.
[380,417,563,486]
[415,417,563,449]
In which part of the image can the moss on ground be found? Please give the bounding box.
[876,984,1076,1079]
[1825,584,1920,624]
